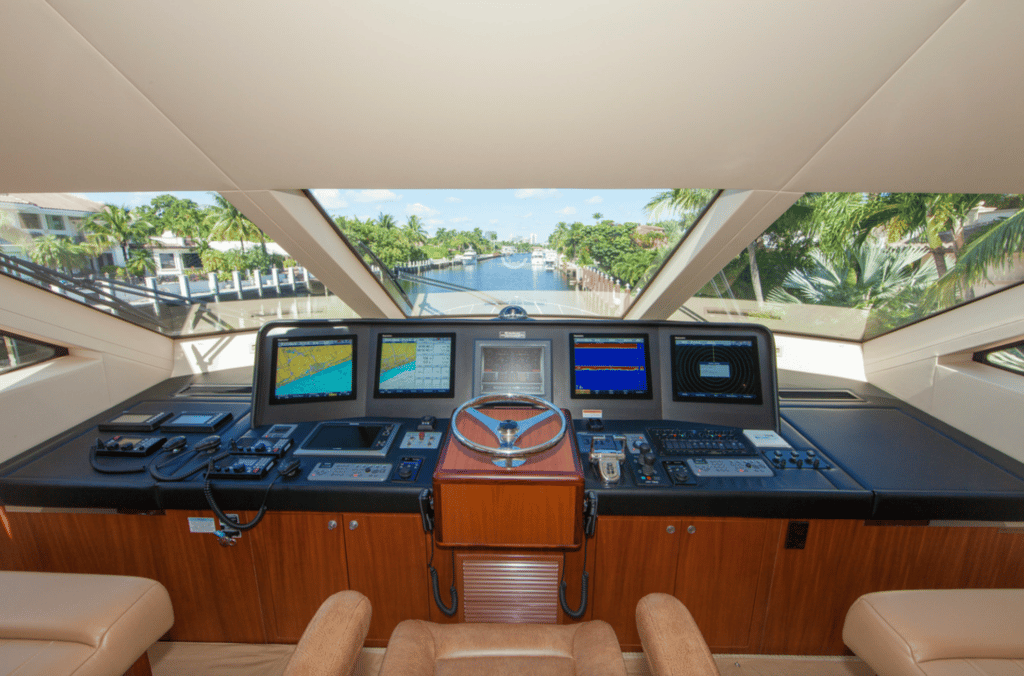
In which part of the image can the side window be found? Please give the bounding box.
[0,331,68,375]
[974,340,1024,376]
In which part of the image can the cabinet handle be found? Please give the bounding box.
[687,525,696,534]
[666,525,676,534]
[327,520,338,531]
[349,520,359,531]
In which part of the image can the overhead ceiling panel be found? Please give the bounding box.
[0,0,235,192]
[45,0,963,191]
[786,0,1024,193]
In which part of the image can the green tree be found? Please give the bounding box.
[124,247,157,280]
[208,194,267,257]
[592,212,603,223]
[404,215,427,241]
[82,205,155,264]
[29,235,90,273]
[377,213,398,230]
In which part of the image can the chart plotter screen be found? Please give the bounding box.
[671,335,762,404]
[270,335,357,404]
[374,333,455,398]
[570,334,652,399]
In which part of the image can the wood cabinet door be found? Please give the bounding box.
[249,511,349,643]
[343,512,431,646]
[674,518,778,652]
[592,516,681,649]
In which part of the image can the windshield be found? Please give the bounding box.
[310,189,718,317]
[677,193,1024,341]
[0,191,357,337]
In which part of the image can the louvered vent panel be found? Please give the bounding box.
[462,557,560,623]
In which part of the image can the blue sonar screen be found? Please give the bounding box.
[571,335,650,397]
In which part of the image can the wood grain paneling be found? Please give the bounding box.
[343,512,430,646]
[593,516,681,649]
[675,518,778,653]
[249,511,349,643]
[7,510,266,643]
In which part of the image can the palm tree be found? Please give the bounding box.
[208,194,266,256]
[29,235,90,273]
[124,247,157,280]
[592,212,604,223]
[82,205,154,264]
[404,215,427,241]
[377,213,398,230]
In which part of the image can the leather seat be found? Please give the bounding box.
[843,589,1024,676]
[378,619,627,676]
[0,571,173,676]
[635,594,720,676]
[282,590,371,676]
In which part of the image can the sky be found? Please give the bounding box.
[78,189,678,242]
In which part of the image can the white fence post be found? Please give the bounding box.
[208,272,220,302]
[146,277,159,309]
[287,267,296,290]
[178,274,191,301]
[232,270,242,299]
[253,269,264,298]
[271,267,281,294]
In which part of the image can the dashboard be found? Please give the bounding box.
[3,318,1024,523]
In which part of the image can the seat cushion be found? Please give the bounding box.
[0,571,173,676]
[843,589,1024,676]
[379,619,626,676]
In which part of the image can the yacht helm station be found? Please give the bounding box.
[1,0,1024,668]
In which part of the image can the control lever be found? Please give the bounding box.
[193,435,222,453]
[589,437,626,485]
[636,442,658,478]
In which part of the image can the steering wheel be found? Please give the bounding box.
[451,394,567,459]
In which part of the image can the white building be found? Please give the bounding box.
[0,193,117,269]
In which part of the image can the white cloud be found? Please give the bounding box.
[450,216,470,223]
[490,219,499,224]
[406,203,439,216]
[556,206,577,215]
[311,189,349,210]
[426,219,444,225]
[515,189,560,200]
[520,212,534,218]
[586,195,603,204]
[348,189,400,203]
[445,196,461,203]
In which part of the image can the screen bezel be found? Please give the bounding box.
[269,334,358,405]
[670,334,764,405]
[373,332,457,399]
[569,333,654,400]
[472,339,551,400]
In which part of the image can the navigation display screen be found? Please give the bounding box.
[374,333,455,398]
[570,334,652,399]
[474,340,550,398]
[270,335,357,404]
[671,335,762,404]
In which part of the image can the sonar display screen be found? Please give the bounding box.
[271,335,357,404]
[571,334,652,399]
[375,333,455,398]
[671,336,762,404]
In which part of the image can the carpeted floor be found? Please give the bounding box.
[149,642,874,676]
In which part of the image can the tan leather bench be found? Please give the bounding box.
[0,571,173,676]
[843,589,1024,676]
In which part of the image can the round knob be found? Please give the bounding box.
[633,440,651,453]
[687,525,697,535]
[398,466,413,480]
[348,520,359,530]
[327,520,338,531]
[641,451,657,467]
[666,525,676,534]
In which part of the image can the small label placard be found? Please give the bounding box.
[582,409,603,419]
[743,429,792,449]
[499,331,526,339]
[188,517,216,533]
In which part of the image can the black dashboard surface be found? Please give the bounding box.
[2,319,1024,521]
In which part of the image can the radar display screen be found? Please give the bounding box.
[570,334,653,399]
[671,336,762,404]
[374,333,455,398]
[270,335,357,404]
